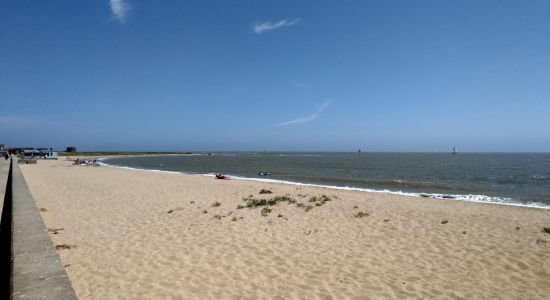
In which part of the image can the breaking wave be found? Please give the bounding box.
[98,158,550,210]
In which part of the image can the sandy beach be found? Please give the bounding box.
[19,158,550,299]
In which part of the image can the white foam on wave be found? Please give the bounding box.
[98,158,550,210]
[97,158,183,175]
[216,175,550,209]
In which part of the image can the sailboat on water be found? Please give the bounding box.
[452,146,458,154]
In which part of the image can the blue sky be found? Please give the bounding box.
[1,0,549,152]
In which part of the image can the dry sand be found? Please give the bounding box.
[20,158,550,299]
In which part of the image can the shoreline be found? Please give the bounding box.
[98,156,550,210]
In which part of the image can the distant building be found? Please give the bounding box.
[22,149,39,159]
[7,147,30,155]
[22,148,58,159]
[66,146,77,152]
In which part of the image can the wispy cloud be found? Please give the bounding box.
[276,100,332,127]
[289,80,310,90]
[0,115,79,129]
[253,18,301,34]
[0,115,41,126]
[110,0,130,23]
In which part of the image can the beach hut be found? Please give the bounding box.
[22,149,40,159]
[37,148,58,159]
[21,148,58,159]
[47,149,58,159]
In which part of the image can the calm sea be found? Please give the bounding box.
[102,152,550,209]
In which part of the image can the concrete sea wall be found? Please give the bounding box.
[1,158,77,299]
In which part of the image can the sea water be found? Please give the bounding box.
[102,152,550,209]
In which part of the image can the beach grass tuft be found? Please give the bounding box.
[273,195,293,202]
[296,203,305,208]
[441,220,449,224]
[304,205,314,212]
[259,189,272,194]
[231,216,238,221]
[212,201,221,207]
[322,195,332,201]
[261,207,272,216]
[267,198,279,206]
[243,195,297,208]
[48,228,64,235]
[245,198,268,208]
[308,195,332,207]
[236,205,244,209]
[543,227,550,234]
[353,211,370,218]
[55,244,74,250]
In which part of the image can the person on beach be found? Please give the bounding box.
[215,173,229,179]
